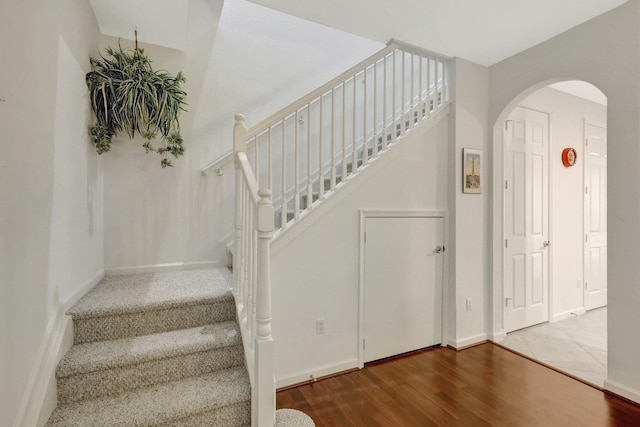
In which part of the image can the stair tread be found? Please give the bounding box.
[46,366,250,426]
[57,321,242,378]
[68,268,234,319]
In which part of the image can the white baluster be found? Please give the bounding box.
[307,104,312,209]
[401,49,406,137]
[392,50,397,145]
[268,127,272,191]
[363,67,368,166]
[383,54,388,151]
[330,88,336,191]
[319,94,324,200]
[352,75,357,171]
[294,110,300,219]
[255,136,259,187]
[281,119,287,228]
[233,114,246,301]
[419,55,423,122]
[426,57,431,116]
[435,59,440,109]
[373,61,378,158]
[342,83,347,181]
[410,52,415,130]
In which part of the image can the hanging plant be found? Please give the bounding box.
[86,36,187,168]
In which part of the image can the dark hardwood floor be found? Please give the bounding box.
[277,343,640,426]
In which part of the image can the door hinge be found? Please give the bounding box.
[585,138,589,147]
[505,180,508,190]
[505,120,512,131]
[364,232,367,243]
[505,297,512,307]
[585,282,588,290]
[505,239,508,249]
[585,235,589,242]
[363,338,366,350]
[585,186,589,194]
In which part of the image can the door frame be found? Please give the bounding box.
[494,105,554,339]
[358,209,448,367]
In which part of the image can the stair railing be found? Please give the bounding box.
[233,114,275,427]
[213,40,450,232]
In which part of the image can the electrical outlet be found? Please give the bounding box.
[466,298,472,311]
[316,318,326,335]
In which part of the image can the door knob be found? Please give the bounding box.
[435,246,443,253]
[543,241,550,248]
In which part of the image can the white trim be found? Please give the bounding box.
[13,308,71,427]
[275,358,359,389]
[452,333,488,349]
[358,209,447,367]
[605,378,640,405]
[552,308,586,323]
[105,261,223,276]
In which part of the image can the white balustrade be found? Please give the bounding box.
[233,115,275,427]
[228,39,450,426]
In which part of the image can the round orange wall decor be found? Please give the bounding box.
[561,147,577,167]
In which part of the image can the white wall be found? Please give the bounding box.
[489,0,640,402]
[102,0,384,272]
[0,0,103,425]
[270,111,449,387]
[519,87,606,320]
[448,58,490,347]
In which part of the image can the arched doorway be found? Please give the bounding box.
[492,80,608,387]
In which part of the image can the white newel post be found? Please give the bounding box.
[254,188,275,426]
[233,115,247,304]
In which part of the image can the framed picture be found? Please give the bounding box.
[463,148,482,194]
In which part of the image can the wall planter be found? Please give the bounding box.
[86,41,187,168]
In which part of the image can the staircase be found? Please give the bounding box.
[45,268,251,426]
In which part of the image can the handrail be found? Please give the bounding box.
[202,39,451,176]
[237,152,260,204]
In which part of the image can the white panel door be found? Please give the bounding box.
[584,122,607,310]
[504,107,550,333]
[363,216,443,363]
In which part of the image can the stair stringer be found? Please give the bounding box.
[269,104,450,388]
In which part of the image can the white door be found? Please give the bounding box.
[363,216,443,363]
[584,122,607,310]
[504,107,550,333]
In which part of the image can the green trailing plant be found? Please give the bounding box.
[86,42,187,168]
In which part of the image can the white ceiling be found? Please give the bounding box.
[550,81,607,106]
[248,0,627,66]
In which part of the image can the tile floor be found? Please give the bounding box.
[499,307,607,388]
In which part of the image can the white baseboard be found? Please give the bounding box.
[452,333,488,349]
[276,358,359,389]
[105,261,224,276]
[13,307,72,427]
[605,378,640,404]
[552,308,586,323]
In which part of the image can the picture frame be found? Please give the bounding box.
[463,148,482,194]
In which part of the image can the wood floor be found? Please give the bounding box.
[276,343,640,426]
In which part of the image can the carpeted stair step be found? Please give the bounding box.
[56,321,244,404]
[68,269,235,343]
[45,366,251,427]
